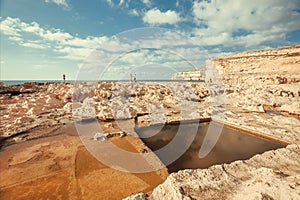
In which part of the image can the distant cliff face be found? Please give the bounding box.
[170,44,300,119]
[212,44,300,76]
[212,44,300,118]
[172,44,300,81]
[172,68,206,80]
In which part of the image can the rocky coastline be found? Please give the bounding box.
[0,44,299,199]
[124,45,300,199]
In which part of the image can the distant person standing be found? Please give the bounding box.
[133,73,137,82]
[130,73,133,82]
[63,74,66,83]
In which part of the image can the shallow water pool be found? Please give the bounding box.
[135,122,286,173]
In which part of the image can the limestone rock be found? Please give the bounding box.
[126,144,300,200]
[123,193,149,200]
[125,44,300,200]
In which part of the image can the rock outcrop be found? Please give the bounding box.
[0,44,299,200]
[172,68,205,80]
[0,80,212,146]
[0,82,74,145]
[124,144,300,200]
[124,45,300,199]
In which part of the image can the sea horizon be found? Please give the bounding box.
[1,79,205,85]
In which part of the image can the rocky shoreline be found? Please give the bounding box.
[0,44,299,199]
[124,45,300,199]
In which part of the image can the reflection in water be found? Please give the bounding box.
[135,122,286,173]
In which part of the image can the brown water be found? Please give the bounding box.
[135,122,286,173]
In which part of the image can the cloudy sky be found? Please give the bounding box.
[1,0,300,80]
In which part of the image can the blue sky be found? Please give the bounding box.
[1,0,300,80]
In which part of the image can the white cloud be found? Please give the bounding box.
[23,21,44,34]
[8,36,23,42]
[191,0,300,47]
[192,28,231,46]
[0,17,108,60]
[0,17,22,36]
[63,36,106,48]
[42,30,73,41]
[105,0,114,7]
[105,0,131,8]
[129,9,139,16]
[45,0,69,8]
[193,0,300,31]
[143,8,182,25]
[192,27,287,48]
[21,42,47,49]
[79,29,209,80]
[231,30,286,47]
[119,0,125,6]
[55,46,93,60]
[141,0,151,7]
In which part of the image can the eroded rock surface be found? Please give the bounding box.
[214,45,300,144]
[1,44,300,200]
[124,144,300,200]
[0,122,168,200]
[0,82,73,145]
[124,45,300,199]
[0,80,212,146]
